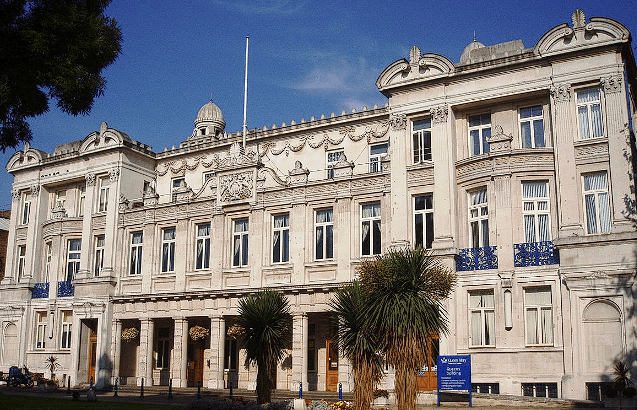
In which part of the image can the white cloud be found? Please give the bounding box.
[210,0,305,15]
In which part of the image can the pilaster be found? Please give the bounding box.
[291,313,308,391]
[112,319,122,382]
[172,318,188,387]
[388,113,410,248]
[78,173,96,278]
[138,318,154,386]
[208,315,225,389]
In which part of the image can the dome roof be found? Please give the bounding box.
[459,39,485,64]
[195,100,225,129]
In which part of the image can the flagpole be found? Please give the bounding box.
[242,36,249,150]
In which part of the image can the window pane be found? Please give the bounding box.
[326,226,333,259]
[372,220,381,254]
[521,122,532,148]
[315,227,323,260]
[534,120,545,147]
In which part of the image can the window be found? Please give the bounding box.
[55,189,67,208]
[522,383,558,398]
[577,88,604,139]
[413,118,432,162]
[519,106,545,148]
[233,219,249,267]
[370,143,388,172]
[60,311,72,349]
[315,208,334,260]
[469,189,489,248]
[66,239,81,281]
[272,214,289,263]
[44,242,52,282]
[36,311,47,349]
[17,245,26,279]
[21,192,30,225]
[587,382,614,401]
[130,232,143,275]
[583,172,611,234]
[98,177,109,213]
[77,185,86,217]
[468,114,491,156]
[361,203,381,256]
[525,288,553,345]
[171,177,185,202]
[326,150,343,178]
[414,195,434,249]
[156,327,170,369]
[195,223,211,270]
[472,383,500,394]
[522,182,551,242]
[224,335,238,371]
[469,291,495,347]
[93,235,105,276]
[161,228,176,272]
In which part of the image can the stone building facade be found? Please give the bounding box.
[0,10,635,401]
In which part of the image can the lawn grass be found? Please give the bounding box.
[0,393,185,410]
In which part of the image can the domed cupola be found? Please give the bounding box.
[459,38,485,65]
[193,99,226,138]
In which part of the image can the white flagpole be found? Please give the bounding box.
[242,36,249,150]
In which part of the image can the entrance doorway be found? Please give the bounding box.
[325,339,339,391]
[417,335,439,391]
[187,341,204,387]
[88,328,97,383]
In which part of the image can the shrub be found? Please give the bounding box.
[623,386,636,398]
[604,385,618,398]
[308,400,331,410]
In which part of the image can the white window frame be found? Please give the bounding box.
[361,202,381,256]
[414,194,434,249]
[469,290,495,347]
[36,311,47,349]
[577,87,604,140]
[44,242,52,282]
[21,192,30,225]
[66,239,81,281]
[524,287,554,346]
[369,142,388,172]
[522,182,551,243]
[195,223,211,270]
[468,113,491,156]
[98,177,109,213]
[315,208,334,261]
[232,218,249,267]
[326,150,343,179]
[129,231,143,275]
[161,227,176,272]
[93,235,105,276]
[412,118,432,163]
[583,172,611,234]
[60,311,72,350]
[469,189,489,248]
[272,214,290,264]
[77,185,86,217]
[519,105,545,148]
[17,245,26,280]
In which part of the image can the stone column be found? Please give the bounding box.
[174,217,189,292]
[78,173,96,278]
[102,168,120,277]
[173,318,189,387]
[208,315,225,389]
[138,318,154,386]
[24,184,44,281]
[1,189,20,284]
[291,313,308,391]
[388,113,410,248]
[112,319,122,383]
[141,216,156,294]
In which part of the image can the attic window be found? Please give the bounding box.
[200,128,206,136]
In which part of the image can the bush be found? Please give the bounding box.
[623,386,636,398]
[604,385,618,398]
[308,400,331,410]
[186,397,291,410]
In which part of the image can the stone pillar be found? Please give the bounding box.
[208,315,225,389]
[335,196,352,282]
[102,168,120,277]
[141,217,155,294]
[24,184,44,281]
[174,217,189,291]
[492,175,514,272]
[112,319,122,383]
[138,318,154,386]
[388,113,410,248]
[291,313,308,391]
[173,318,188,387]
[78,173,96,278]
[250,208,265,288]
[1,189,20,284]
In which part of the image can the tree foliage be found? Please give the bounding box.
[236,289,291,403]
[0,0,122,150]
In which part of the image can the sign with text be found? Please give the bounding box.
[437,355,472,407]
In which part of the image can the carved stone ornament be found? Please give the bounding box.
[109,168,120,182]
[289,160,310,184]
[550,84,571,103]
[219,171,253,202]
[572,9,586,28]
[486,125,513,152]
[332,153,355,178]
[390,113,407,131]
[602,75,622,94]
[86,172,96,186]
[431,105,449,124]
[29,184,40,196]
[51,201,67,219]
[11,189,20,200]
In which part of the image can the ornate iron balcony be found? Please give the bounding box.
[456,246,498,271]
[57,281,75,297]
[32,282,49,299]
[514,241,560,267]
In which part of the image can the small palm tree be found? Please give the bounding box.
[358,246,456,410]
[330,281,384,410]
[44,355,59,379]
[612,360,633,409]
[236,289,291,403]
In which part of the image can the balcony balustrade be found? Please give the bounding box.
[514,241,560,267]
[32,282,49,299]
[456,246,498,271]
[57,281,75,297]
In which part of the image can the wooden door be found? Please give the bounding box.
[417,334,439,391]
[325,339,339,391]
[187,342,205,387]
[88,329,97,383]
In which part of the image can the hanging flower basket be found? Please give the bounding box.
[189,325,210,341]
[227,324,244,340]
[121,327,139,342]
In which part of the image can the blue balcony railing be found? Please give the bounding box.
[57,281,75,297]
[514,241,560,267]
[32,282,49,299]
[456,246,498,271]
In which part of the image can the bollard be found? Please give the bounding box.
[197,380,202,400]
[299,381,303,399]
[89,377,94,391]
[229,379,233,398]
[66,376,71,394]
[114,378,118,397]
[339,383,342,400]
[168,378,173,399]
[140,377,144,398]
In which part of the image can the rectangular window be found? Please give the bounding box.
[21,193,30,225]
[17,245,26,279]
[44,242,52,282]
[577,88,604,139]
[522,383,558,398]
[272,214,290,263]
[156,328,170,369]
[93,235,105,276]
[130,232,143,275]
[525,288,553,345]
[326,150,343,178]
[361,203,381,256]
[583,172,611,234]
[315,208,334,260]
[519,106,545,148]
[67,239,81,281]
[522,182,551,242]
[468,114,491,156]
[224,336,238,370]
[233,219,249,267]
[98,177,109,213]
[369,143,388,172]
[195,223,211,270]
[77,185,86,217]
[161,228,176,272]
[60,311,72,349]
[414,195,434,249]
[469,291,495,347]
[171,177,185,202]
[36,311,47,349]
[472,383,500,394]
[413,118,432,162]
[469,189,489,248]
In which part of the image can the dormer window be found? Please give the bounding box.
[200,127,206,136]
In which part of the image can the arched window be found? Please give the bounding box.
[582,300,622,373]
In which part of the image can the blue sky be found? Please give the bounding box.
[1,0,636,209]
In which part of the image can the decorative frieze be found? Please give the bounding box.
[431,105,449,124]
[219,171,254,203]
[550,83,571,103]
[602,75,623,94]
[390,113,407,131]
[29,184,40,196]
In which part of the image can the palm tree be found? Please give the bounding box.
[358,246,456,410]
[44,355,59,380]
[612,361,633,409]
[330,281,384,410]
[236,289,291,403]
